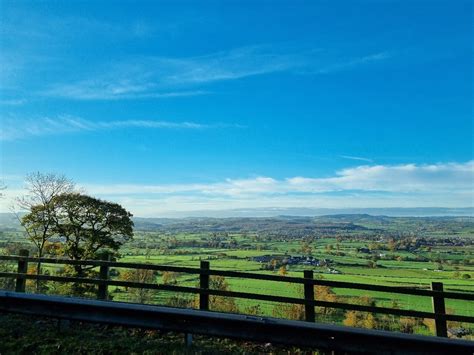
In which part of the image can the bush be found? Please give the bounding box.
[272,303,305,321]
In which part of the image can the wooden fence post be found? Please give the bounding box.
[431,282,447,337]
[97,254,110,300]
[200,261,210,310]
[304,270,315,322]
[15,249,29,293]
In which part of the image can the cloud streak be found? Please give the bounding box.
[316,52,390,74]
[339,155,374,163]
[1,116,242,141]
[42,46,390,100]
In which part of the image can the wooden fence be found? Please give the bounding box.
[1,250,473,338]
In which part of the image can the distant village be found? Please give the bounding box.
[249,254,340,273]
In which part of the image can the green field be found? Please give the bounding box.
[112,241,473,318]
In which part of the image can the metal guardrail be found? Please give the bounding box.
[0,251,473,339]
[0,291,473,354]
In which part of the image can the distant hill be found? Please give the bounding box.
[1,209,473,235]
[138,207,474,218]
[0,213,22,230]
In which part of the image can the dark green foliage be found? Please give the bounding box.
[0,263,15,291]
[0,313,313,354]
[16,193,134,296]
[166,294,193,308]
[51,193,134,275]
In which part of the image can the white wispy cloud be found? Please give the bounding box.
[317,52,390,74]
[2,6,392,101]
[75,161,474,215]
[84,161,473,197]
[1,13,161,42]
[41,46,390,100]
[0,116,242,141]
[0,98,26,105]
[3,161,472,216]
[286,162,474,193]
[339,155,374,163]
[43,87,208,101]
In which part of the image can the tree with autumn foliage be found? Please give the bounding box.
[119,268,156,303]
[278,265,288,276]
[343,296,378,329]
[193,276,239,313]
[162,271,178,285]
[272,302,305,320]
[315,285,342,318]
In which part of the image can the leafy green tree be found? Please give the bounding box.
[368,242,379,251]
[388,239,397,252]
[51,193,134,277]
[367,260,377,268]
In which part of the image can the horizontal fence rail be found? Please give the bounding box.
[0,251,473,338]
[1,254,473,300]
[1,291,474,354]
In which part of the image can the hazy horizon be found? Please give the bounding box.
[1,207,473,220]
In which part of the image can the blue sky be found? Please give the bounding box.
[1,0,472,216]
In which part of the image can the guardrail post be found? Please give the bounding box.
[185,333,193,347]
[200,261,210,310]
[97,254,110,300]
[15,249,29,293]
[431,282,447,337]
[304,270,315,322]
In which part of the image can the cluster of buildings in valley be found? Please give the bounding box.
[249,254,333,267]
